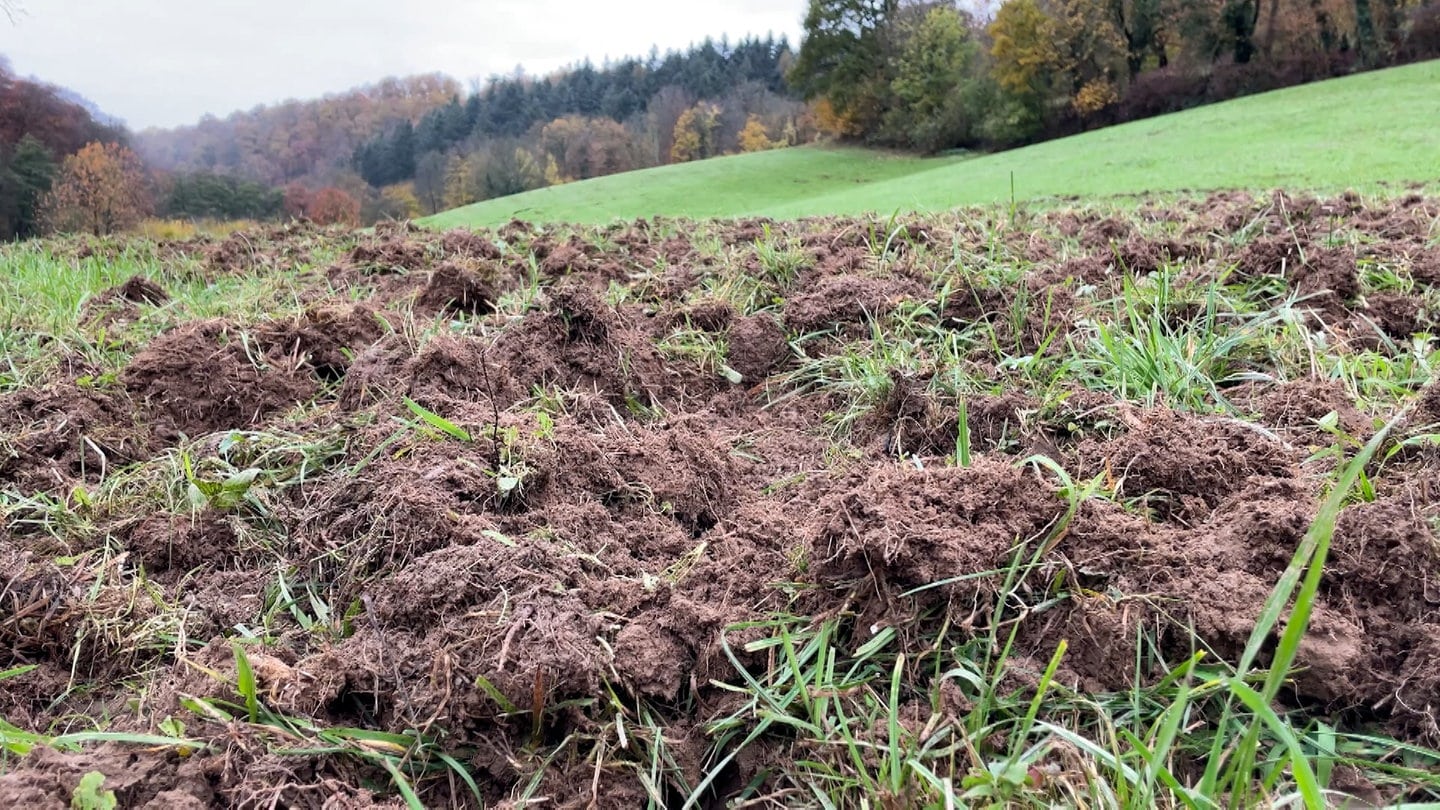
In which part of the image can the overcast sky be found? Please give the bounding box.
[0,0,807,131]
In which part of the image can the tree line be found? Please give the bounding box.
[790,0,1440,153]
[120,37,810,224]
[3,36,809,236]
[350,35,808,217]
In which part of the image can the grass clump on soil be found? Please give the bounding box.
[424,60,1440,230]
[3,192,1440,807]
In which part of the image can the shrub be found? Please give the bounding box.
[1119,67,1211,120]
[1403,5,1440,63]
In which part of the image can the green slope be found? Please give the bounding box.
[424,59,1440,229]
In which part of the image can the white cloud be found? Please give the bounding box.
[0,0,805,129]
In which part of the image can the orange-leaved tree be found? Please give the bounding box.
[738,115,779,152]
[811,97,863,139]
[306,187,360,226]
[42,141,153,235]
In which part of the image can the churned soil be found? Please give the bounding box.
[2,192,1439,807]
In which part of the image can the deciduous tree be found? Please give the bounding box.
[882,5,979,151]
[540,116,639,180]
[477,143,546,199]
[306,187,360,226]
[670,103,722,163]
[42,141,152,235]
[413,150,447,214]
[789,0,900,136]
[442,153,472,210]
[139,73,459,187]
[282,182,311,219]
[1053,0,1128,115]
[988,0,1062,138]
[544,154,568,186]
[646,85,694,164]
[738,115,779,152]
[1109,0,1169,75]
[378,183,421,219]
[0,62,125,158]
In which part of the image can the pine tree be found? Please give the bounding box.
[1,135,56,238]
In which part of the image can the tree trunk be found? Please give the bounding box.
[1261,0,1281,59]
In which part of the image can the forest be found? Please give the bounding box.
[789,0,1440,152]
[142,35,804,220]
[2,0,1439,237]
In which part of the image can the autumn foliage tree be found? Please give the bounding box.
[539,116,639,180]
[282,182,311,219]
[0,63,125,158]
[789,0,900,137]
[670,103,722,163]
[786,0,1440,154]
[1051,0,1129,117]
[374,183,421,220]
[442,153,472,210]
[988,0,1062,139]
[1,62,130,240]
[139,74,460,188]
[42,142,152,235]
[305,187,360,226]
[738,115,780,152]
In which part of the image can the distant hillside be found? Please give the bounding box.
[423,59,1440,228]
[0,61,125,156]
[0,61,129,239]
[349,35,796,193]
[132,36,804,222]
[342,36,802,220]
[134,74,462,188]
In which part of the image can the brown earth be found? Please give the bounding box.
[2,193,1439,807]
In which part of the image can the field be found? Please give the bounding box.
[425,59,1440,230]
[2,189,1440,808]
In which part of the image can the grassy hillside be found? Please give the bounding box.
[424,59,1440,228]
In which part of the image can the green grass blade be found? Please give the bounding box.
[50,731,209,752]
[0,665,38,681]
[955,400,971,467]
[434,750,485,806]
[1225,678,1324,808]
[474,675,521,715]
[887,653,905,794]
[380,756,426,810]
[402,396,472,442]
[231,643,259,724]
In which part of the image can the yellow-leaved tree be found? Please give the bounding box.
[986,0,1062,140]
[669,103,721,163]
[738,115,779,152]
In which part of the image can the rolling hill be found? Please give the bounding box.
[423,58,1440,229]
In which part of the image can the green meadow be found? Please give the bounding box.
[425,59,1440,228]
